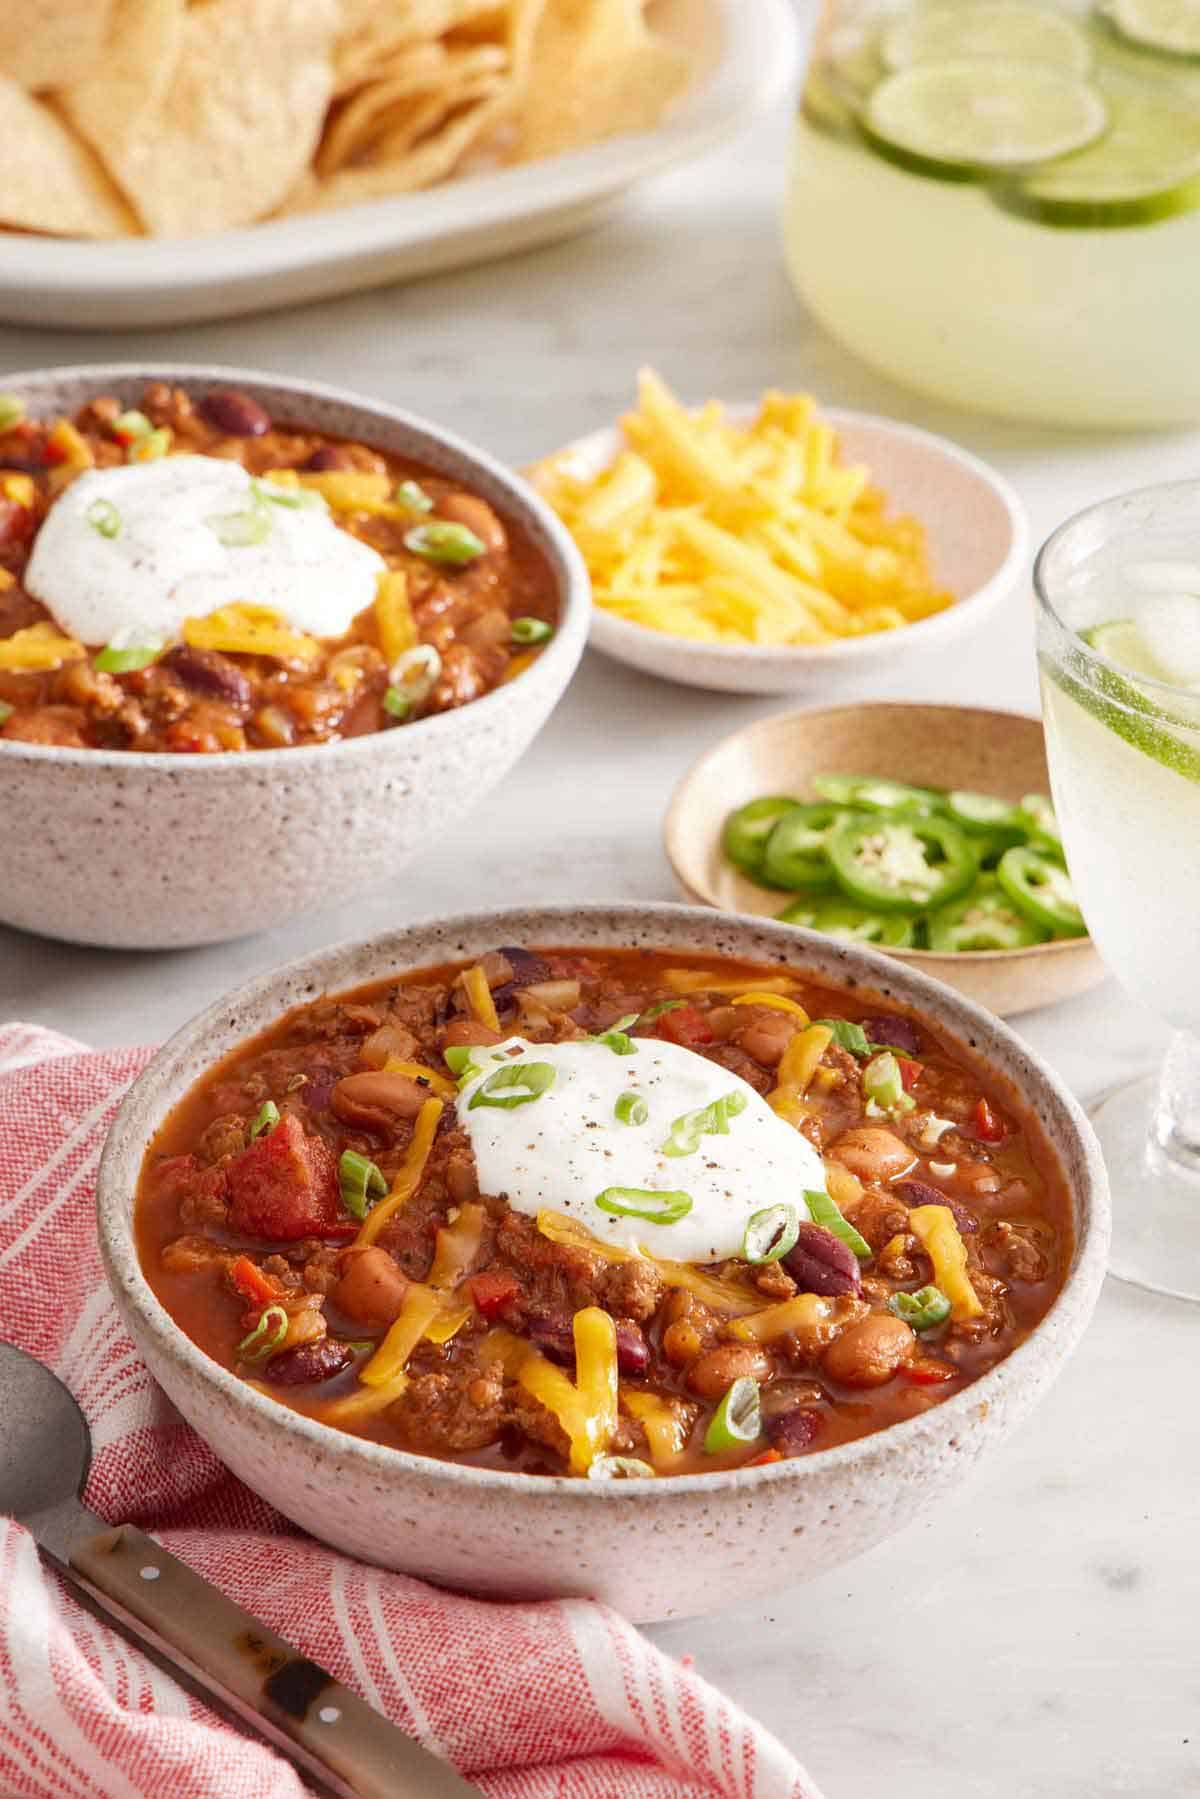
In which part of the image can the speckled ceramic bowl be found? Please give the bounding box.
[97,903,1109,1623]
[0,365,589,949]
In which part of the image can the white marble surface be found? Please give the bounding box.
[1,91,1195,1799]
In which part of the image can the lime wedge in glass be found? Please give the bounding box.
[1048,618,1200,782]
[998,84,1200,223]
[1084,617,1177,679]
[1101,0,1200,57]
[864,60,1108,179]
[882,3,1093,72]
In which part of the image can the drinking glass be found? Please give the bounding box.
[1036,480,1200,1301]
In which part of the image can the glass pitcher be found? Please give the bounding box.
[783,0,1200,427]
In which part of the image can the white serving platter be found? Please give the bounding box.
[0,0,799,331]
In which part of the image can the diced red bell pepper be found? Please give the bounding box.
[745,1447,783,1467]
[226,1114,356,1242]
[656,1004,713,1048]
[229,1254,285,1308]
[467,1268,522,1319]
[897,1056,923,1092]
[972,1096,1007,1143]
[903,1359,957,1386]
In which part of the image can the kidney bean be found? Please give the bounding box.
[766,1406,824,1458]
[305,444,357,471]
[860,1014,922,1056]
[784,1222,862,1297]
[896,1178,978,1233]
[267,1339,353,1385]
[487,946,554,1012]
[163,644,253,709]
[200,386,271,437]
[528,1314,650,1375]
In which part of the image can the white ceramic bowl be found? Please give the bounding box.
[97,902,1109,1623]
[553,407,1028,694]
[0,365,589,949]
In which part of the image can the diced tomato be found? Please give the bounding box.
[903,1359,957,1386]
[656,1004,713,1048]
[897,1056,923,1092]
[229,1254,284,1308]
[0,501,34,548]
[467,1268,522,1319]
[972,1096,1007,1143]
[745,1447,783,1467]
[226,1114,356,1242]
[41,438,68,466]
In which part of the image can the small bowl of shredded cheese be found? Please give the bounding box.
[529,371,1027,694]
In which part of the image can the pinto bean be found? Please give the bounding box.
[200,387,271,437]
[829,1127,917,1183]
[267,1339,353,1385]
[685,1343,772,1399]
[305,444,357,471]
[331,1070,431,1130]
[332,1246,409,1327]
[436,491,507,554]
[823,1313,915,1388]
[163,644,253,709]
[732,1009,796,1069]
[441,1018,504,1050]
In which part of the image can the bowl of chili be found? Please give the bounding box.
[0,364,589,948]
[96,902,1109,1622]
[665,703,1106,1016]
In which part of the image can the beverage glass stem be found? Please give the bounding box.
[1153,1029,1200,1174]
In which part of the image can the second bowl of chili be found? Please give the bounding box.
[0,363,589,947]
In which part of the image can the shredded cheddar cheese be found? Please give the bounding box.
[183,603,321,664]
[355,1096,443,1248]
[0,620,85,671]
[462,964,500,1032]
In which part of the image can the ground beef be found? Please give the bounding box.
[601,1258,664,1323]
[395,1364,506,1453]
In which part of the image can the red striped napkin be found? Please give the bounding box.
[0,1025,823,1799]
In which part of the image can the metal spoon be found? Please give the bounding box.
[0,1342,481,1799]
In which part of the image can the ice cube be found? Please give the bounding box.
[1138,593,1200,686]
[1123,560,1200,596]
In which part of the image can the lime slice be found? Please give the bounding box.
[864,60,1108,178]
[1102,0,1200,57]
[1084,617,1176,678]
[1051,619,1200,782]
[998,84,1200,222]
[882,3,1092,72]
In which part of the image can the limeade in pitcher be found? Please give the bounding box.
[785,0,1200,426]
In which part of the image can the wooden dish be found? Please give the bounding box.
[664,702,1105,1016]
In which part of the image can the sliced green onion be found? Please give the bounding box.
[0,701,13,726]
[661,1090,747,1158]
[338,1148,387,1220]
[94,638,163,673]
[248,1100,280,1140]
[704,1376,762,1453]
[382,686,410,719]
[614,1092,648,1126]
[237,1303,288,1361]
[112,409,151,442]
[394,479,433,512]
[468,1060,556,1110]
[589,1013,639,1056]
[511,616,553,646]
[86,497,121,539]
[404,521,485,565]
[889,1285,952,1331]
[812,1018,871,1060]
[387,643,441,711]
[206,507,271,548]
[587,1455,656,1481]
[863,1052,915,1119]
[742,1203,800,1265]
[251,477,324,511]
[804,1188,872,1260]
[443,1045,476,1076]
[343,1338,377,1355]
[0,394,25,432]
[127,427,171,463]
[639,998,686,1022]
[594,1186,693,1225]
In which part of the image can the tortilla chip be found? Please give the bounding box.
[334,0,506,95]
[56,0,182,169]
[0,0,115,91]
[516,0,689,159]
[317,42,508,176]
[0,75,137,237]
[61,0,337,235]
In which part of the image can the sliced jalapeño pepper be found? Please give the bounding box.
[996,846,1086,936]
[721,795,799,875]
[945,789,1025,844]
[1017,792,1063,857]
[812,774,942,814]
[760,802,844,891]
[927,880,1049,952]
[827,814,975,914]
[779,896,916,947]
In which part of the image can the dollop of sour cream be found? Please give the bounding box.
[457,1036,828,1263]
[25,456,386,646]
